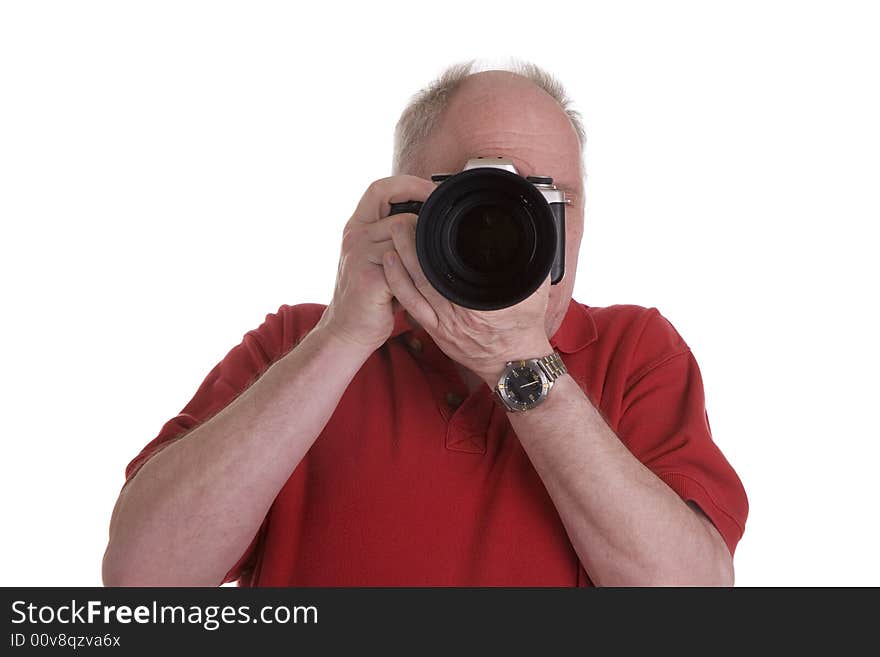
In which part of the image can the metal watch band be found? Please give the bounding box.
[536,352,567,382]
[493,351,568,413]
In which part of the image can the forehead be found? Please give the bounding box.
[419,73,583,196]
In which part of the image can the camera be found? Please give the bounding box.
[389,157,567,310]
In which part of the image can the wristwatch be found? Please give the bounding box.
[494,352,568,412]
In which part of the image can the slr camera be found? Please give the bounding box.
[389,157,567,310]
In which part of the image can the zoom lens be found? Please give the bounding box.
[414,167,557,310]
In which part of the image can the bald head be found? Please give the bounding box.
[394,64,584,180]
[415,70,583,205]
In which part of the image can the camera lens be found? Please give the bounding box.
[414,167,557,310]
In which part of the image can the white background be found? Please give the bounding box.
[1,1,878,586]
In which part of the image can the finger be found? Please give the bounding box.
[365,212,417,243]
[363,239,396,266]
[382,250,438,331]
[352,175,436,224]
[389,220,452,314]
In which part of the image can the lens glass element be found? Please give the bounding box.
[454,205,522,273]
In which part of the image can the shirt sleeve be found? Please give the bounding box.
[122,303,325,583]
[615,309,749,557]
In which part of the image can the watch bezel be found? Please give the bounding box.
[495,359,551,412]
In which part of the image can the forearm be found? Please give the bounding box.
[103,323,372,586]
[507,375,733,587]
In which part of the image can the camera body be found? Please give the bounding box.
[389,157,567,310]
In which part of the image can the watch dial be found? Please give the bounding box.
[504,366,543,405]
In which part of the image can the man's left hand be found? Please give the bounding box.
[383,214,553,385]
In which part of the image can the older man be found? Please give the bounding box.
[103,62,748,587]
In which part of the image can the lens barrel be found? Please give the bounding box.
[413,167,559,310]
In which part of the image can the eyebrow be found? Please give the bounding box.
[554,182,579,202]
[501,157,580,202]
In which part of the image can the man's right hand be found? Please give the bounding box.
[317,175,436,352]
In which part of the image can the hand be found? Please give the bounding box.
[317,175,437,353]
[382,218,553,385]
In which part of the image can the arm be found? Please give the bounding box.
[382,215,737,587]
[103,175,437,586]
[500,371,735,587]
[102,325,373,586]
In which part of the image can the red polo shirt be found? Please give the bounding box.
[125,299,748,586]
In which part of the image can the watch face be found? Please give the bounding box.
[499,362,549,411]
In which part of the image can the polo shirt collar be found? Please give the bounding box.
[389,298,597,354]
[549,298,598,353]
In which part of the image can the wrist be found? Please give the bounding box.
[474,337,555,387]
[307,321,380,363]
[504,372,578,421]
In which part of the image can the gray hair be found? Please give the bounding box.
[392,60,586,175]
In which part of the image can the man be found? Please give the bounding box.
[103,62,748,587]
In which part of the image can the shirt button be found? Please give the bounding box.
[445,392,463,408]
[407,337,422,352]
